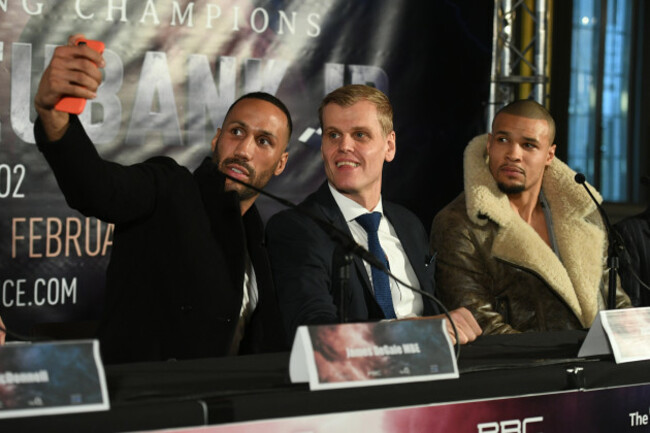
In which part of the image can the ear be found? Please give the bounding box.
[210,129,222,153]
[546,143,556,167]
[486,133,493,153]
[274,151,289,176]
[320,136,327,162]
[384,131,396,163]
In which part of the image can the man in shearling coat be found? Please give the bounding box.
[431,100,630,334]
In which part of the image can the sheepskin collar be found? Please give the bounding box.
[463,134,605,327]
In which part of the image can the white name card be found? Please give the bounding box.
[289,318,458,390]
[0,339,109,418]
[579,307,650,363]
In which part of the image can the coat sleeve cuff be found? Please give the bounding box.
[34,114,81,153]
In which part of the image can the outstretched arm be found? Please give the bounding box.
[266,210,340,343]
[34,35,163,224]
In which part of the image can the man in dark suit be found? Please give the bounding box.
[266,85,481,345]
[22,34,290,363]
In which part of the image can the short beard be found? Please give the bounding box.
[497,182,525,195]
[232,165,276,201]
[213,146,277,201]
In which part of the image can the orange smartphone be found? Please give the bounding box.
[54,39,105,115]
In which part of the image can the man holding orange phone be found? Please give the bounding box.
[35,34,106,139]
[0,36,104,346]
[23,35,293,363]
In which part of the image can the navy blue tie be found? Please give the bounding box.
[355,212,397,319]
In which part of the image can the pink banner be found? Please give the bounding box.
[153,383,650,433]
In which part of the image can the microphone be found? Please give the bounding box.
[574,172,618,309]
[223,172,462,357]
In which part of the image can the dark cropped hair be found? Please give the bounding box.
[225,92,293,144]
[493,99,556,144]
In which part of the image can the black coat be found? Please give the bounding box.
[615,211,650,307]
[266,182,440,344]
[36,116,286,363]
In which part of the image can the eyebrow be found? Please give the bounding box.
[324,125,370,133]
[521,136,540,143]
[323,126,341,135]
[494,130,540,143]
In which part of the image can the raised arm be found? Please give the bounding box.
[33,34,163,224]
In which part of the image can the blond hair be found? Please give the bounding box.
[319,85,393,136]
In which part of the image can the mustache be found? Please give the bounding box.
[498,164,525,175]
[220,158,255,177]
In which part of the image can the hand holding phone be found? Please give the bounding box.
[54,39,105,115]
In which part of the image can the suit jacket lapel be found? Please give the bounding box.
[384,202,432,300]
[312,183,373,294]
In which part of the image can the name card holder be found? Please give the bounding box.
[290,318,458,391]
[0,339,109,418]
[579,307,650,363]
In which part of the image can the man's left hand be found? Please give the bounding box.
[442,307,482,344]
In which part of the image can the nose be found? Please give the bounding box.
[338,134,354,152]
[505,142,522,161]
[234,134,255,159]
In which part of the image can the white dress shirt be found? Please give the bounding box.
[228,250,258,355]
[328,183,423,318]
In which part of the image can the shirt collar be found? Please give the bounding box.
[327,182,384,223]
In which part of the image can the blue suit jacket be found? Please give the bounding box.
[266,182,440,343]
